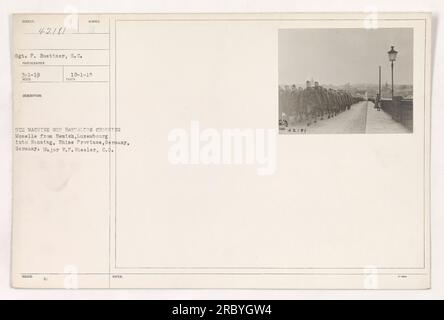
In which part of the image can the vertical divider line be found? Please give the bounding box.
[114,19,118,270]
[108,17,112,288]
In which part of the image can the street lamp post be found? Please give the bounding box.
[387,46,398,100]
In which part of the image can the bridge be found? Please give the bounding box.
[283,100,412,134]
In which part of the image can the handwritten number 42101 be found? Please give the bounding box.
[38,27,66,35]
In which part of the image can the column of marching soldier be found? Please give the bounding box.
[279,80,363,128]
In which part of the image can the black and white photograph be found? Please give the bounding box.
[279,28,414,134]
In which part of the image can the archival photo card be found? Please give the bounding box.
[11,13,431,289]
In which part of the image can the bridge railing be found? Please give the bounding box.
[380,97,413,132]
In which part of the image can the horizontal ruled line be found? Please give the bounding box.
[24,32,110,35]
[17,48,109,51]
[21,81,109,83]
[19,65,110,67]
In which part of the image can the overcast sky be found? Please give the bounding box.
[279,28,413,86]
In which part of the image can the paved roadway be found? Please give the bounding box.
[365,102,411,133]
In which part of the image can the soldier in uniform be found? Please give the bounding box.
[313,82,324,120]
[332,89,340,116]
[316,82,331,120]
[278,85,285,116]
[325,89,333,119]
[375,93,381,111]
[278,85,289,128]
[346,92,352,110]
[294,87,304,122]
[339,90,346,112]
[288,84,299,126]
[301,80,318,126]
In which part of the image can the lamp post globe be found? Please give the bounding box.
[388,45,398,62]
